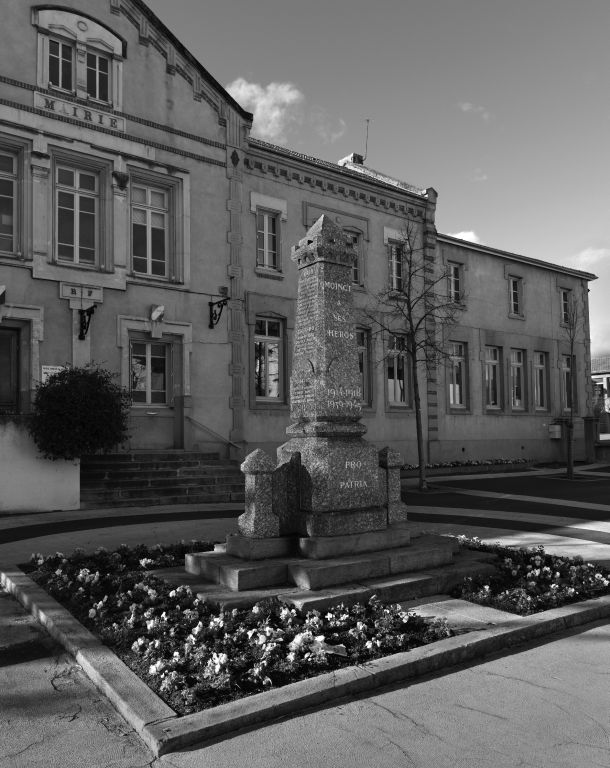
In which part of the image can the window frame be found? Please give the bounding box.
[0,149,18,256]
[0,327,20,413]
[48,37,74,93]
[344,229,363,286]
[508,275,524,318]
[128,169,183,283]
[131,183,170,279]
[388,241,404,292]
[254,316,284,403]
[510,348,526,410]
[447,261,463,303]
[484,345,502,410]
[448,341,468,409]
[55,164,99,267]
[534,351,548,411]
[129,338,173,407]
[256,208,280,272]
[560,288,572,326]
[50,150,111,272]
[85,49,111,104]
[356,327,373,407]
[561,353,575,412]
[386,334,410,408]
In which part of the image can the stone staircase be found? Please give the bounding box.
[80,451,245,508]
[154,527,498,610]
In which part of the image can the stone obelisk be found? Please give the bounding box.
[278,215,391,537]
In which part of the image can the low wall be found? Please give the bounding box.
[0,416,79,512]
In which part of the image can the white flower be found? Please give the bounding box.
[149,660,165,676]
[88,608,96,618]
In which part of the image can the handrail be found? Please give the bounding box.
[185,415,243,452]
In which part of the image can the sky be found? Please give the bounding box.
[145,0,610,356]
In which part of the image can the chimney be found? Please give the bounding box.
[338,152,364,166]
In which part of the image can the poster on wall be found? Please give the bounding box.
[41,365,66,384]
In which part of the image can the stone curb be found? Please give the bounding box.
[2,565,609,757]
[0,567,176,737]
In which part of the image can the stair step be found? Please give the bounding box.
[81,476,243,490]
[80,491,245,509]
[81,451,222,464]
[152,550,496,610]
[80,450,243,507]
[185,536,458,592]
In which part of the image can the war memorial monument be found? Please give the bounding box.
[184,216,462,606]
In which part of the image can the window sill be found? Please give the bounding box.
[448,407,471,414]
[508,313,526,321]
[255,268,284,281]
[385,405,413,415]
[56,260,99,272]
[252,400,289,411]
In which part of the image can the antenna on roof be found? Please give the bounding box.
[363,119,370,162]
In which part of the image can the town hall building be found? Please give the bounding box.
[0,0,598,509]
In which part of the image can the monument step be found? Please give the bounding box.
[153,549,497,610]
[185,535,459,592]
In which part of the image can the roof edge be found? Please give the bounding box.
[437,233,598,282]
[248,137,429,199]
[133,0,253,122]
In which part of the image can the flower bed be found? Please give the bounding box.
[402,458,533,478]
[453,537,610,614]
[25,542,452,715]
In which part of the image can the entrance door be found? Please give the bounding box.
[128,336,183,449]
[0,328,19,412]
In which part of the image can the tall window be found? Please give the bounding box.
[0,151,16,253]
[56,166,98,265]
[387,334,408,405]
[356,328,372,405]
[534,352,547,410]
[130,341,169,404]
[256,210,279,270]
[389,243,403,291]
[485,346,501,409]
[561,289,571,324]
[449,342,466,407]
[86,52,110,102]
[254,318,282,400]
[509,277,523,316]
[49,38,73,91]
[510,349,525,409]
[132,184,168,277]
[561,354,573,411]
[344,230,361,285]
[0,328,19,412]
[448,262,462,302]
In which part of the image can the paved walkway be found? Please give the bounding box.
[1,464,610,766]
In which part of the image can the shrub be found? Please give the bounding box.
[28,365,130,460]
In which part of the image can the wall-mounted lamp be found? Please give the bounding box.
[209,286,229,329]
[78,305,96,340]
[150,304,165,322]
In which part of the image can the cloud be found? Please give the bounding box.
[448,230,481,244]
[472,168,488,182]
[569,246,610,269]
[309,106,347,144]
[458,101,491,122]
[226,78,304,144]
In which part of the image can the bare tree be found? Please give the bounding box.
[362,221,463,490]
[563,290,583,480]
